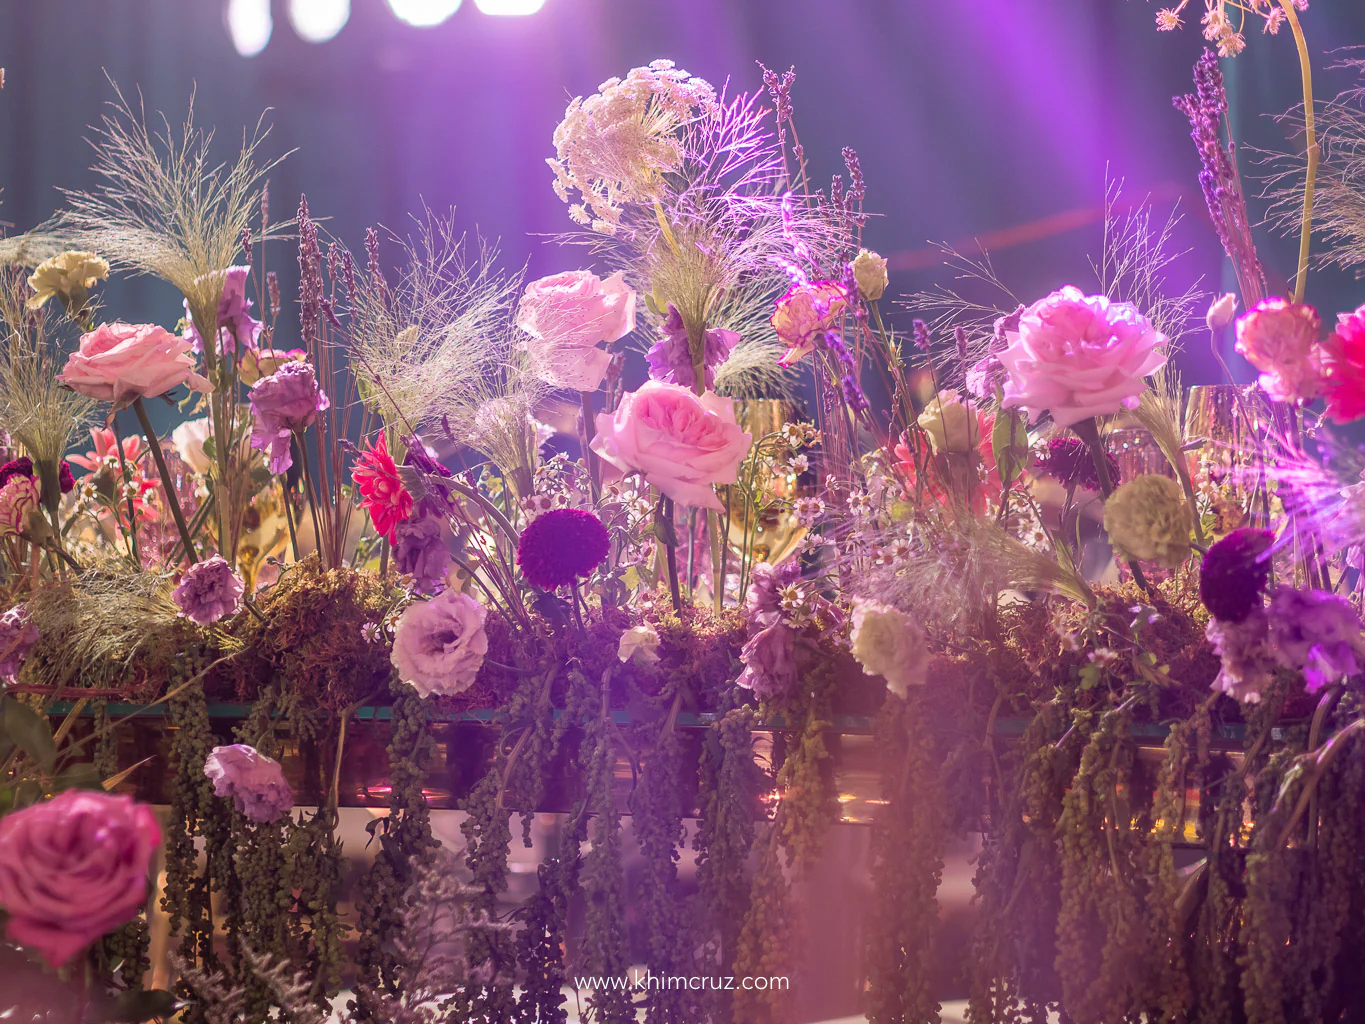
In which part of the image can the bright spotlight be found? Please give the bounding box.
[225,0,273,56]
[289,0,351,43]
[474,0,546,14]
[386,0,463,26]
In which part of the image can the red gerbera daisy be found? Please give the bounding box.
[352,432,413,543]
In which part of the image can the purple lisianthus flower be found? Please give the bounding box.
[249,360,329,474]
[394,512,453,596]
[746,561,802,626]
[736,621,799,698]
[646,303,739,391]
[172,555,246,626]
[203,744,293,824]
[0,603,39,681]
[1267,587,1365,693]
[183,266,262,355]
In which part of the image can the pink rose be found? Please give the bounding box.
[590,381,753,511]
[204,744,293,824]
[0,790,161,967]
[998,286,1168,428]
[59,322,213,406]
[772,280,849,367]
[1234,298,1324,404]
[391,589,489,697]
[0,475,39,537]
[515,270,636,391]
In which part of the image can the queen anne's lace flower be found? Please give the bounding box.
[548,59,717,233]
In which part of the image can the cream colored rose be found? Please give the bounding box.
[850,598,930,698]
[916,389,983,456]
[172,419,213,475]
[852,249,888,302]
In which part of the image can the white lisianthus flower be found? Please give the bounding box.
[618,623,662,665]
[850,598,931,698]
[172,418,213,475]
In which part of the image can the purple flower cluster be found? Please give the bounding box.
[517,508,610,590]
[1199,528,1275,623]
[736,621,798,698]
[1036,438,1121,494]
[249,360,329,474]
[172,555,245,626]
[394,514,453,596]
[646,304,738,391]
[0,603,39,681]
[203,744,294,824]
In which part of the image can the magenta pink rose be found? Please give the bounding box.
[998,286,1168,428]
[59,322,213,406]
[515,270,636,391]
[772,280,849,367]
[590,381,752,511]
[0,790,161,967]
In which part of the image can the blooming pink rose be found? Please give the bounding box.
[204,744,293,824]
[0,475,39,537]
[1235,299,1324,404]
[590,381,753,511]
[516,270,636,391]
[0,790,161,967]
[59,322,213,406]
[998,286,1168,428]
[772,280,849,367]
[391,589,489,698]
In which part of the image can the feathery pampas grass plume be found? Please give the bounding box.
[0,218,83,270]
[346,212,521,433]
[0,269,96,489]
[62,81,283,349]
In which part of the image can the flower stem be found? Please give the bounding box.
[1072,417,1150,594]
[132,398,198,564]
[1279,0,1317,305]
[109,414,140,567]
[657,493,682,612]
[580,390,601,501]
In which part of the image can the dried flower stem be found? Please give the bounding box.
[1072,417,1150,593]
[1278,0,1317,304]
[132,397,198,564]
[110,414,140,566]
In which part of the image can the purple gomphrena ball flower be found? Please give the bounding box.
[172,555,246,626]
[0,604,39,682]
[516,508,610,590]
[248,360,329,474]
[645,303,738,392]
[1199,527,1275,623]
[203,744,293,824]
[58,460,75,494]
[1036,438,1120,493]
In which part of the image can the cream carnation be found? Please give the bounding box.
[618,623,662,665]
[850,598,931,698]
[1102,474,1191,569]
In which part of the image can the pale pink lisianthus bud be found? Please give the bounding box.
[590,381,753,511]
[516,270,636,392]
[203,744,294,824]
[391,589,489,697]
[1234,298,1324,404]
[997,286,1168,428]
[772,280,849,367]
[0,790,161,968]
[58,322,213,407]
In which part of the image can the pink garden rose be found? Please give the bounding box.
[1235,299,1324,404]
[590,381,753,511]
[998,286,1168,428]
[59,322,213,406]
[391,589,489,698]
[204,744,294,824]
[772,280,849,367]
[0,790,161,967]
[516,270,636,391]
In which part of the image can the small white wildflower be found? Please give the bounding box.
[792,496,824,526]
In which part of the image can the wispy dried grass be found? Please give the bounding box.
[0,217,81,268]
[1262,53,1365,274]
[62,81,283,336]
[347,213,520,433]
[0,268,96,472]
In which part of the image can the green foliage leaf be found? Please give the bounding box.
[991,406,1029,490]
[2,697,56,770]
